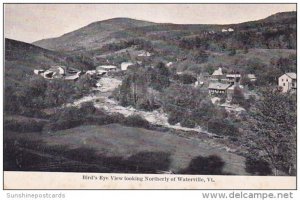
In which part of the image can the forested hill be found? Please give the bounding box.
[33,11,296,52]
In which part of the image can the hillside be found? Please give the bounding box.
[5,38,93,86]
[33,12,296,54]
[33,18,156,52]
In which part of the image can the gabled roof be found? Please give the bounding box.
[212,67,223,76]
[48,66,66,74]
[285,72,297,80]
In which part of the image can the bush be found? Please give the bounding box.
[80,102,96,114]
[180,118,196,128]
[4,118,46,133]
[167,111,183,125]
[123,115,150,128]
[208,118,238,136]
[245,157,272,175]
[45,105,93,132]
[173,74,197,84]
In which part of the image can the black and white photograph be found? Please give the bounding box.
[2,3,297,189]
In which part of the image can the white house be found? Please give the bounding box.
[247,74,257,82]
[278,73,297,93]
[228,28,234,32]
[138,51,151,57]
[166,62,173,67]
[121,62,134,71]
[42,66,66,79]
[221,29,228,32]
[34,69,45,75]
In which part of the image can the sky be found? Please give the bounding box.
[4,4,296,43]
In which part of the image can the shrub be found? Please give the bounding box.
[173,74,197,84]
[180,118,196,128]
[123,114,150,128]
[4,118,46,133]
[208,118,238,136]
[245,157,272,175]
[167,111,183,125]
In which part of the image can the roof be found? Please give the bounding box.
[226,74,241,78]
[96,69,108,74]
[64,72,81,80]
[247,74,256,79]
[208,82,231,90]
[48,66,66,74]
[121,62,134,66]
[212,68,223,76]
[285,72,297,79]
[96,65,117,70]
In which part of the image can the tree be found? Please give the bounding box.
[191,50,209,64]
[228,48,236,56]
[245,90,296,175]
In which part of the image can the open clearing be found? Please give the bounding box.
[6,124,248,175]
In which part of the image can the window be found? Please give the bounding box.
[286,79,288,82]
[283,83,285,86]
[282,79,284,82]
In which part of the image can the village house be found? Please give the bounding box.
[121,62,134,71]
[211,67,225,81]
[85,70,96,75]
[42,66,66,79]
[208,82,231,94]
[221,29,228,32]
[278,72,297,93]
[226,74,241,84]
[34,69,45,75]
[34,66,82,80]
[247,74,257,82]
[166,62,173,67]
[64,71,81,81]
[138,51,151,57]
[96,65,117,72]
[221,28,234,32]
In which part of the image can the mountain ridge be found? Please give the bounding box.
[33,11,296,52]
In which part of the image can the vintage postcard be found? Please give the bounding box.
[3,3,297,189]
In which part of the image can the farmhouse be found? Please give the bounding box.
[208,82,231,94]
[278,72,297,93]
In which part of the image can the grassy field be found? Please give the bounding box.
[4,124,247,175]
